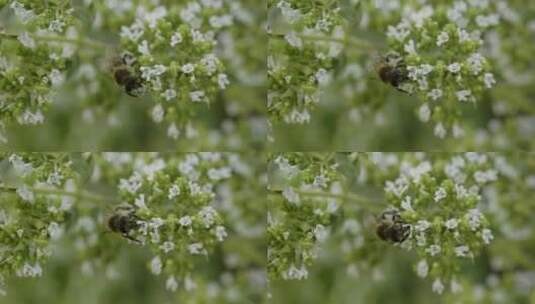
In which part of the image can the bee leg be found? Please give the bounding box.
[122,233,141,244]
[395,86,412,95]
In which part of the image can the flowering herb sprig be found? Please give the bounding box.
[115,2,232,137]
[268,0,351,124]
[267,153,380,281]
[0,1,78,138]
[385,1,500,138]
[0,153,79,295]
[268,152,505,296]
[110,153,232,290]
[382,153,498,294]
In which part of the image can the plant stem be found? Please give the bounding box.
[0,185,118,205]
[268,32,376,52]
[0,32,109,50]
[269,188,381,209]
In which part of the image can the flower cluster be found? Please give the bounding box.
[268,0,344,124]
[0,1,75,140]
[383,153,498,294]
[0,153,77,295]
[385,1,501,138]
[96,152,253,293]
[114,2,232,139]
[268,153,342,280]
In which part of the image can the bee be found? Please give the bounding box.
[375,52,411,94]
[111,53,144,97]
[107,204,141,243]
[376,209,411,243]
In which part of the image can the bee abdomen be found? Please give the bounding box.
[114,68,131,86]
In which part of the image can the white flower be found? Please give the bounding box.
[285,31,303,49]
[166,275,178,292]
[457,28,470,43]
[416,259,429,278]
[151,104,165,123]
[313,224,328,242]
[168,185,180,199]
[209,15,233,28]
[465,209,483,231]
[140,65,167,81]
[161,241,175,253]
[404,39,416,54]
[46,171,63,186]
[18,109,44,125]
[282,187,300,204]
[178,216,192,227]
[387,23,410,42]
[167,123,180,140]
[482,228,493,244]
[484,73,495,88]
[434,123,447,138]
[401,196,414,211]
[284,264,308,280]
[162,89,177,101]
[189,90,206,102]
[385,177,409,198]
[416,233,426,247]
[150,256,162,275]
[121,22,144,42]
[217,73,229,89]
[119,172,143,194]
[188,242,206,255]
[452,123,465,138]
[201,54,220,76]
[455,245,471,257]
[138,40,151,56]
[10,1,35,24]
[9,155,33,176]
[49,69,64,86]
[445,218,459,230]
[215,225,227,241]
[315,68,330,85]
[476,14,499,28]
[17,263,42,278]
[134,194,147,209]
[426,244,441,256]
[447,62,461,73]
[474,169,498,184]
[456,89,472,102]
[284,108,310,124]
[415,220,431,232]
[16,185,34,203]
[434,187,447,202]
[277,1,302,23]
[181,63,195,74]
[436,31,449,46]
[170,32,183,46]
[48,222,63,240]
[18,32,35,49]
[198,206,217,228]
[418,103,431,122]
[427,88,443,101]
[432,279,444,294]
[467,53,485,75]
